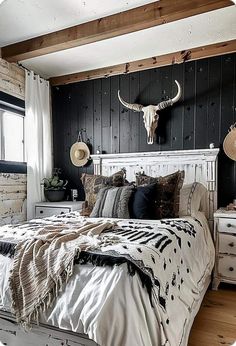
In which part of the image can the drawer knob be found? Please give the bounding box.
[227,223,232,228]
[60,212,64,215]
[229,267,234,272]
[229,242,234,247]
[40,210,43,214]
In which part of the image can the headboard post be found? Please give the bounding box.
[91,149,219,231]
[93,157,102,175]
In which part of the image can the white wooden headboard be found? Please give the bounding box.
[91,149,219,230]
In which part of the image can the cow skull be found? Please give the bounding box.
[118,80,181,144]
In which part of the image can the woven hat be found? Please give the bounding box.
[223,126,236,161]
[70,142,90,167]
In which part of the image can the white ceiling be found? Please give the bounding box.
[0,0,236,79]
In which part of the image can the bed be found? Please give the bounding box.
[0,148,219,346]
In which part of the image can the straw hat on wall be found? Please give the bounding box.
[223,125,236,161]
[70,142,90,167]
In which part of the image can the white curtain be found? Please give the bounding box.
[25,71,52,220]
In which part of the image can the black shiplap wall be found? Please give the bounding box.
[52,53,236,206]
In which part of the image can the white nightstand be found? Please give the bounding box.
[213,208,236,290]
[34,201,83,219]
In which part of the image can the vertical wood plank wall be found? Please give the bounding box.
[51,53,236,207]
[0,58,26,224]
[0,173,27,225]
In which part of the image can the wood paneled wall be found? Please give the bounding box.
[0,173,27,225]
[51,53,236,207]
[0,59,26,223]
[0,58,25,100]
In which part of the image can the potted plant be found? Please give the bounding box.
[42,169,68,202]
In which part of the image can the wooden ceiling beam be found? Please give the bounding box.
[2,0,233,62]
[50,39,236,86]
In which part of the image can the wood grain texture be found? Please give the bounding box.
[50,39,236,86]
[0,173,27,225]
[52,52,236,207]
[2,0,233,63]
[0,58,25,100]
[189,285,236,345]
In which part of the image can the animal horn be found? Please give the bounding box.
[118,90,143,112]
[156,80,181,111]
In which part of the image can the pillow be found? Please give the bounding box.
[81,171,125,213]
[179,182,207,217]
[129,183,157,219]
[136,170,185,219]
[90,186,134,219]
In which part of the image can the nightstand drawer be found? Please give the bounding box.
[218,218,236,234]
[218,255,236,280]
[35,207,70,218]
[219,233,236,255]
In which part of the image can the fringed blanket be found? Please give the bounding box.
[78,218,204,311]
[0,216,115,327]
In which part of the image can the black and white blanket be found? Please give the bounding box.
[0,212,215,346]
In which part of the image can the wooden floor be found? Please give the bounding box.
[188,284,236,346]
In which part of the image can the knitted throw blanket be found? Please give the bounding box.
[8,218,115,327]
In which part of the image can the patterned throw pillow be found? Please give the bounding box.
[90,186,134,219]
[136,171,185,219]
[81,171,125,214]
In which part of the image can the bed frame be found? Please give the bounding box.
[0,148,219,346]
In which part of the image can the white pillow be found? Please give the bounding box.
[179,182,207,217]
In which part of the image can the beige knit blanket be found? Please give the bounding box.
[9,219,115,327]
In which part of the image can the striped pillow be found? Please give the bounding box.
[90,186,134,219]
[81,171,125,214]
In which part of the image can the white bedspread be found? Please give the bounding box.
[0,212,215,346]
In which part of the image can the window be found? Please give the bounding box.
[0,91,26,173]
[0,110,24,162]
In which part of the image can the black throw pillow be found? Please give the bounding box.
[129,183,156,219]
